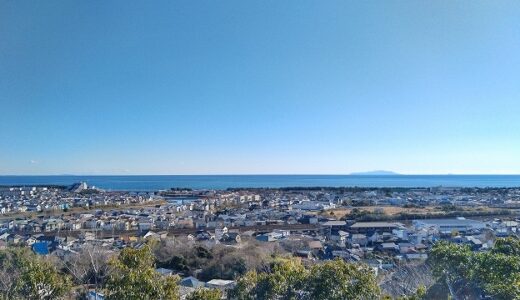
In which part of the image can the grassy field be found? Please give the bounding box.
[320,205,510,220]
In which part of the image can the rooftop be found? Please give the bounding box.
[351,222,398,228]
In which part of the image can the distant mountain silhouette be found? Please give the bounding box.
[350,170,400,175]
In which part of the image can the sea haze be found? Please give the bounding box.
[0,175,519,191]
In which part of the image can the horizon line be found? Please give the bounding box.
[2,173,520,176]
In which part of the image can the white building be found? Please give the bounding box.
[413,218,485,234]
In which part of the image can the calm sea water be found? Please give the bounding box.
[0,175,519,191]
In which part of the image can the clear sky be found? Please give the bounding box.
[1,1,520,175]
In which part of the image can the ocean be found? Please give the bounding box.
[0,175,519,191]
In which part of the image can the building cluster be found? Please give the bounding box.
[0,184,519,298]
[0,184,158,214]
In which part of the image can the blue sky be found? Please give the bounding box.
[1,1,520,175]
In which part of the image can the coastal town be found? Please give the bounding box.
[0,183,519,299]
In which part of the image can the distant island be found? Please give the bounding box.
[350,170,401,175]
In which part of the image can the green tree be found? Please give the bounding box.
[492,237,520,256]
[307,259,380,300]
[428,241,475,299]
[229,258,380,300]
[105,245,180,300]
[229,258,308,300]
[428,241,472,282]
[186,288,223,300]
[0,248,71,300]
[429,238,520,300]
[227,270,260,300]
[258,258,308,300]
[471,250,520,299]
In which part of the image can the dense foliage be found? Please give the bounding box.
[428,237,520,299]
[186,288,223,300]
[0,248,71,300]
[105,245,180,300]
[228,257,381,300]
[4,237,518,299]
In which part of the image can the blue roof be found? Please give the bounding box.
[32,242,49,255]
